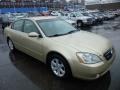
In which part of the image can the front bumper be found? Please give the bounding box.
[83,20,94,25]
[70,52,115,80]
[84,22,93,25]
[95,18,103,23]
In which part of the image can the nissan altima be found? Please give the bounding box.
[4,16,115,80]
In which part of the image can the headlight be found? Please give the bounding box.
[76,52,102,64]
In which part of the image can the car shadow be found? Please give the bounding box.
[78,26,92,32]
[9,50,111,90]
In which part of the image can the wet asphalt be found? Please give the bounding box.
[0,17,120,90]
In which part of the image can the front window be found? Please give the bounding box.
[37,19,79,37]
[75,13,83,17]
[23,20,39,33]
[82,13,89,16]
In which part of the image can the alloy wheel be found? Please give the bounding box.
[78,22,82,27]
[8,39,14,50]
[51,58,66,77]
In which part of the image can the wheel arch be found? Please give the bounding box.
[46,51,68,64]
[6,36,11,43]
[7,36,10,41]
[77,20,83,23]
[46,51,73,77]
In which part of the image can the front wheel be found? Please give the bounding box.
[77,21,83,27]
[47,54,71,79]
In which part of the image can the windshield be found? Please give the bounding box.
[76,13,83,17]
[82,13,89,16]
[37,19,78,37]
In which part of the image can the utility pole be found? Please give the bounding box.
[0,0,1,14]
[22,0,24,7]
[11,0,16,13]
[33,0,36,12]
[81,0,85,6]
[99,0,102,11]
[81,0,85,9]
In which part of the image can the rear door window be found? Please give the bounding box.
[12,20,24,32]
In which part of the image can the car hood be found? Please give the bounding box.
[77,16,92,20]
[65,19,76,24]
[50,31,112,55]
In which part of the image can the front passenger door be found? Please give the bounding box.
[20,20,44,61]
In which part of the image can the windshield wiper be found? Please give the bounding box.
[49,30,79,37]
[66,30,79,34]
[49,33,66,37]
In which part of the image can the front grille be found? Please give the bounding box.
[87,18,92,22]
[104,48,113,60]
[72,23,76,26]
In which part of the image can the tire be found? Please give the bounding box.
[2,24,5,30]
[2,23,6,29]
[47,54,72,79]
[77,21,83,27]
[7,38,15,51]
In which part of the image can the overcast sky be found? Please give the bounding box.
[66,0,120,4]
[85,0,120,2]
[85,0,120,5]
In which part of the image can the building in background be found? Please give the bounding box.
[84,0,120,10]
[86,2,120,10]
[0,0,120,11]
[0,0,49,13]
[0,0,67,9]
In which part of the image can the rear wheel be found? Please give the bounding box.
[7,39,15,51]
[47,54,71,79]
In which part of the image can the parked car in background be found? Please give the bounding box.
[87,10,105,21]
[114,9,120,16]
[81,12,100,24]
[28,11,42,17]
[41,11,50,16]
[9,13,28,23]
[50,11,76,26]
[107,10,120,17]
[104,12,115,19]
[85,12,103,23]
[4,16,115,80]
[63,19,76,26]
[67,12,95,27]
[50,11,61,16]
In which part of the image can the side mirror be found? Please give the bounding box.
[28,32,40,37]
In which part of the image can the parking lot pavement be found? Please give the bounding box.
[0,17,120,90]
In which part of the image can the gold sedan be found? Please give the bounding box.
[4,16,115,80]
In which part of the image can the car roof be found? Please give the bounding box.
[23,16,57,21]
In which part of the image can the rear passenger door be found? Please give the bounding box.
[10,19,25,49]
